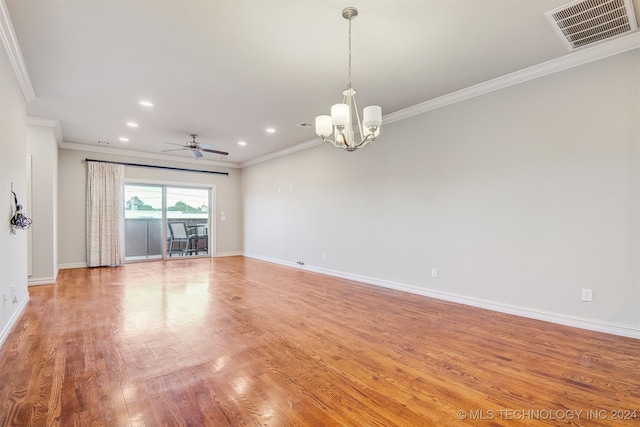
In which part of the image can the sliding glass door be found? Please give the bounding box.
[125,185,163,260]
[124,184,211,261]
[166,187,210,257]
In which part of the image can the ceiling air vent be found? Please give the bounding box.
[546,0,638,50]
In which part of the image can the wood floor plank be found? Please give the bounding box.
[0,256,638,426]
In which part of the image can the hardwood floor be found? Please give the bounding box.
[0,257,638,426]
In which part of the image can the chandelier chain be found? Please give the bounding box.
[347,15,352,90]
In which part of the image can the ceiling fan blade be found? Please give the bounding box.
[201,148,229,156]
[164,136,228,157]
[162,148,189,152]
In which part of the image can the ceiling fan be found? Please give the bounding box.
[163,134,229,158]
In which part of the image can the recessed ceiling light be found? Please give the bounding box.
[119,137,129,142]
[266,127,276,133]
[138,100,154,107]
[238,141,247,146]
[126,122,139,127]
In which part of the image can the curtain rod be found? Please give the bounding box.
[85,158,229,176]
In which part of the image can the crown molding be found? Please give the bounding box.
[59,141,241,169]
[240,138,322,168]
[384,31,640,126]
[242,32,640,168]
[27,116,63,144]
[0,0,35,102]
[5,0,638,170]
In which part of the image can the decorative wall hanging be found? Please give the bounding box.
[10,191,32,234]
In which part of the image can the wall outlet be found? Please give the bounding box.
[323,252,327,260]
[431,268,438,278]
[581,288,593,302]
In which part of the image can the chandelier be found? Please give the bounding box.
[315,7,382,152]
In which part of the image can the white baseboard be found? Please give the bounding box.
[28,276,56,286]
[58,262,87,270]
[61,254,242,269]
[213,251,243,257]
[0,295,29,349]
[244,253,639,340]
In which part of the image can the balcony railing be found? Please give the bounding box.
[125,216,209,259]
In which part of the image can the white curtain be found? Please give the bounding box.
[86,162,125,267]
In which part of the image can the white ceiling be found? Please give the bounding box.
[5,0,640,166]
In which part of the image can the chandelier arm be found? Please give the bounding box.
[331,137,346,149]
[319,135,346,149]
[353,134,374,150]
[335,124,347,148]
[352,95,363,138]
[341,95,349,149]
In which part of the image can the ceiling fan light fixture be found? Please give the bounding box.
[162,133,229,158]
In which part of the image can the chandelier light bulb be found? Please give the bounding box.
[315,115,332,137]
[363,105,382,129]
[331,104,350,126]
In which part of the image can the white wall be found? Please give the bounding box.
[26,123,58,284]
[58,148,242,267]
[242,50,640,337]
[0,40,29,345]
